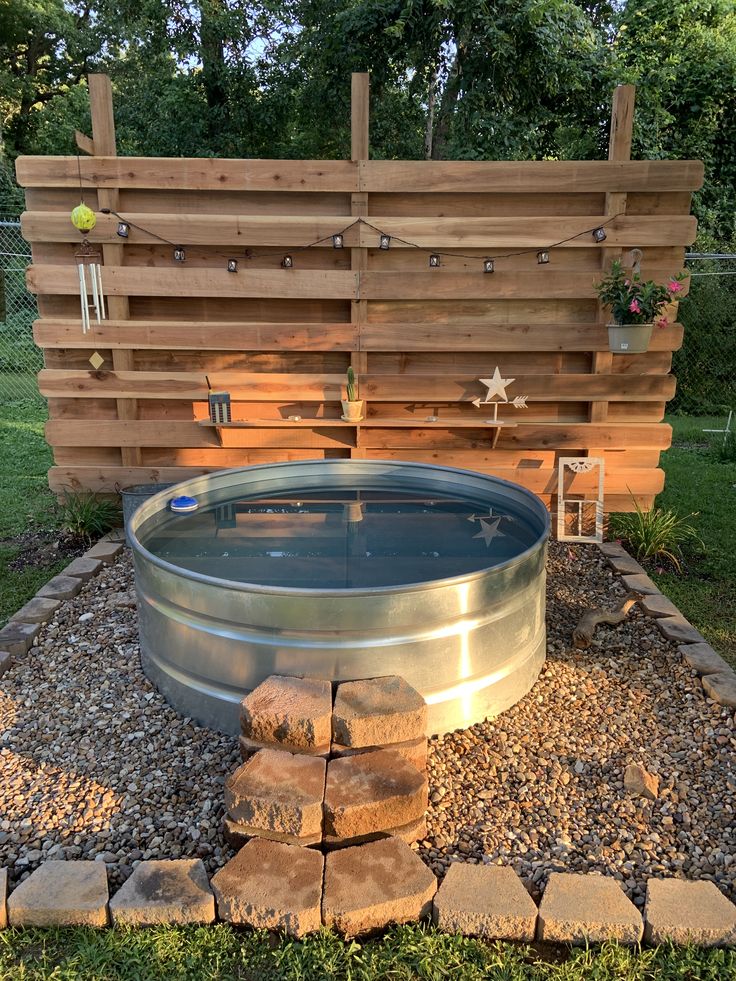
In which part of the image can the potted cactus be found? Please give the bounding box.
[596,259,688,354]
[341,366,364,422]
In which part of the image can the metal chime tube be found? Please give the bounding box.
[78,264,90,334]
[95,265,106,320]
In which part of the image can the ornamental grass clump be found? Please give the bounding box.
[597,259,688,328]
[611,498,703,573]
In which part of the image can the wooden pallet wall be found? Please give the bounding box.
[16,75,703,511]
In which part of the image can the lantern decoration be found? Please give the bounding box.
[227,258,238,273]
[332,233,344,249]
[70,203,105,335]
[429,253,441,267]
[173,246,186,262]
[483,258,495,274]
[592,227,607,243]
[281,255,294,268]
[537,250,550,264]
[379,234,391,250]
[117,221,130,238]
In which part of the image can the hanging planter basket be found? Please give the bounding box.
[607,323,654,354]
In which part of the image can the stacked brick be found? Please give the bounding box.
[215,672,435,936]
[224,673,429,850]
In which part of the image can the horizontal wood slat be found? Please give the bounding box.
[17,156,704,193]
[27,264,687,302]
[37,369,675,402]
[45,419,672,450]
[33,320,356,351]
[32,319,684,353]
[22,212,697,248]
[16,157,360,192]
[27,265,358,300]
[45,463,664,499]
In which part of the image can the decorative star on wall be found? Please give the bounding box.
[471,365,530,422]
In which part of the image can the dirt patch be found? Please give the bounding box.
[2,528,89,572]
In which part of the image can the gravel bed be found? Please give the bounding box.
[0,543,734,906]
[421,543,736,908]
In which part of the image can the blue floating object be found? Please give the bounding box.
[170,495,199,513]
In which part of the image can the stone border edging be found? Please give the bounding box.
[598,542,736,709]
[2,858,736,947]
[0,530,125,675]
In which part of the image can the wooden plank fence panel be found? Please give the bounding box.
[16,74,701,512]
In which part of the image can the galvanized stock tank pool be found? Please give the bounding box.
[129,460,550,735]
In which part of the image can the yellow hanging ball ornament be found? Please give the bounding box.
[71,202,96,232]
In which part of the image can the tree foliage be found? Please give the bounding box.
[0,0,734,245]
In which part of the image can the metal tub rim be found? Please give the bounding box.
[128,458,550,598]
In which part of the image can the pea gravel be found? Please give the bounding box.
[0,543,733,908]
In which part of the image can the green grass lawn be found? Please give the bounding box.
[648,414,736,667]
[0,924,734,981]
[0,397,66,626]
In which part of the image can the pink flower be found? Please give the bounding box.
[624,279,631,286]
[629,299,641,313]
[667,280,683,293]
[656,317,669,330]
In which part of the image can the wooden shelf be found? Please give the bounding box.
[197,418,519,429]
[199,416,518,449]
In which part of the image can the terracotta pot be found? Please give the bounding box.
[341,399,364,422]
[607,322,654,354]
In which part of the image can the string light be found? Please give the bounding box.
[97,205,624,273]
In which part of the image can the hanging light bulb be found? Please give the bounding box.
[537,250,550,265]
[592,227,607,243]
[117,221,130,238]
[281,255,294,268]
[429,254,441,268]
[483,258,495,274]
[379,234,391,250]
[227,258,238,273]
[332,233,344,249]
[173,246,186,262]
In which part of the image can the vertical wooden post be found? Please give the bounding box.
[589,85,635,427]
[350,73,370,457]
[88,73,142,468]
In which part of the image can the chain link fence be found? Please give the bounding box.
[0,216,734,413]
[674,255,736,415]
[0,216,42,403]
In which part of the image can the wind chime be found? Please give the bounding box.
[70,202,106,334]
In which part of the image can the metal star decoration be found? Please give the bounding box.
[475,366,515,405]
[471,365,529,422]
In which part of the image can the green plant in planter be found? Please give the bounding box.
[597,259,688,327]
[346,365,358,402]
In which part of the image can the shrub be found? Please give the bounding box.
[712,431,736,463]
[59,492,122,542]
[610,500,703,573]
